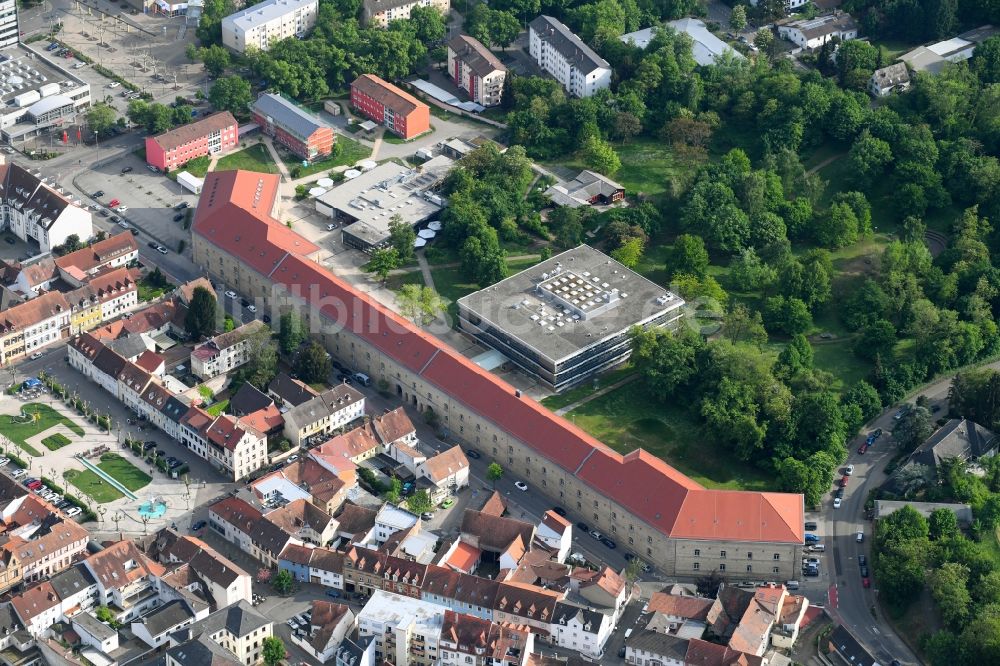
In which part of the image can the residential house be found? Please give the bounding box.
[334,503,378,544]
[9,518,90,583]
[343,546,427,598]
[886,419,998,494]
[0,162,93,253]
[492,582,562,634]
[461,509,535,568]
[10,257,58,297]
[350,74,430,140]
[361,0,449,28]
[283,385,366,447]
[420,566,500,620]
[82,540,167,622]
[570,566,627,615]
[869,62,911,96]
[191,320,268,380]
[265,498,339,546]
[314,423,382,467]
[335,636,377,666]
[252,93,334,162]
[145,112,239,172]
[73,611,120,654]
[291,600,355,663]
[373,504,419,546]
[0,544,20,594]
[49,562,99,619]
[356,590,444,663]
[201,412,269,481]
[250,458,352,516]
[620,19,743,66]
[545,171,624,208]
[551,602,612,659]
[415,445,470,502]
[625,629,689,666]
[132,598,200,648]
[279,544,346,589]
[54,231,138,279]
[0,291,71,365]
[684,637,765,666]
[776,13,858,49]
[268,371,319,407]
[446,35,507,107]
[116,361,154,413]
[439,610,534,666]
[10,581,61,637]
[528,16,611,98]
[145,529,254,609]
[535,511,572,563]
[222,0,319,53]
[167,599,273,666]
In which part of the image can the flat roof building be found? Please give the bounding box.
[0,45,92,141]
[899,25,999,73]
[457,245,685,391]
[222,0,319,53]
[314,156,453,251]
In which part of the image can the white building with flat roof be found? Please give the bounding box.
[357,591,445,665]
[0,46,92,141]
[222,0,319,53]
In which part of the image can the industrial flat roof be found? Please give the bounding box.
[457,244,684,362]
[0,45,88,111]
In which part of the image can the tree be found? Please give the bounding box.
[928,562,972,628]
[611,112,642,144]
[198,44,231,77]
[86,104,117,135]
[397,284,446,325]
[278,313,305,356]
[406,6,446,43]
[294,341,332,384]
[581,135,621,174]
[487,462,503,488]
[407,489,433,513]
[928,507,959,540]
[487,9,521,49]
[611,236,644,268]
[385,477,402,504]
[972,36,1000,84]
[388,216,416,263]
[894,405,933,452]
[367,247,400,283]
[730,4,747,31]
[184,287,217,340]
[209,76,252,115]
[237,327,279,390]
[848,131,893,185]
[668,234,709,278]
[754,28,774,56]
[763,296,812,336]
[725,303,768,346]
[271,570,293,595]
[224,316,235,332]
[262,636,286,666]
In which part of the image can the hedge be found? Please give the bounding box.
[7,453,26,469]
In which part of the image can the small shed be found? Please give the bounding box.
[176,171,204,195]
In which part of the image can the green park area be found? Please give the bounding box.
[214,144,279,174]
[41,433,72,451]
[64,453,150,504]
[64,469,123,503]
[98,454,152,492]
[280,136,372,178]
[0,404,84,457]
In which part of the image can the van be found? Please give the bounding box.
[786,580,800,590]
[810,544,826,552]
[353,372,371,386]
[624,629,633,640]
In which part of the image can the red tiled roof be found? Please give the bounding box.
[150,112,238,152]
[242,404,283,433]
[135,350,164,373]
[351,74,427,116]
[446,542,481,573]
[194,170,806,546]
[55,232,137,274]
[11,581,59,624]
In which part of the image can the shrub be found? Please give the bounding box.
[7,453,26,468]
[41,477,65,494]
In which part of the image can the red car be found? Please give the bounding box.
[26,479,42,490]
[109,198,120,208]
[841,475,850,488]
[863,577,871,588]
[858,443,868,454]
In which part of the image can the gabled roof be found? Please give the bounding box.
[448,34,507,77]
[230,382,275,416]
[528,15,610,75]
[117,361,153,395]
[372,407,415,445]
[422,445,469,484]
[175,277,215,305]
[283,385,365,434]
[253,93,330,142]
[17,257,57,288]
[137,598,197,637]
[92,344,128,378]
[265,498,335,538]
[0,290,69,334]
[0,163,76,231]
[210,497,263,535]
[11,581,59,624]
[135,350,164,373]
[316,423,380,461]
[48,563,97,601]
[55,232,138,274]
[334,502,378,536]
[351,74,427,117]
[461,509,535,553]
[685,637,765,666]
[150,112,238,152]
[84,540,166,591]
[268,371,319,406]
[647,590,714,620]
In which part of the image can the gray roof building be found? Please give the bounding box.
[230,382,275,417]
[283,384,365,438]
[268,372,319,407]
[626,629,689,662]
[528,15,609,75]
[252,93,330,143]
[136,599,197,638]
[167,634,243,666]
[49,563,97,601]
[171,599,270,644]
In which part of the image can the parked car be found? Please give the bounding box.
[148,241,158,249]
[858,443,868,454]
[600,536,617,549]
[247,304,257,313]
[65,507,82,518]
[857,531,864,542]
[175,202,189,209]
[804,533,820,543]
[465,448,481,459]
[589,530,602,540]
[841,475,850,488]
[872,428,883,439]
[225,290,237,299]
[421,512,434,521]
[172,213,184,222]
[120,165,131,173]
[191,520,206,531]
[109,198,120,208]
[156,246,168,255]
[92,190,104,198]
[858,555,867,566]
[115,205,128,213]
[514,481,528,491]
[118,220,129,229]
[845,464,854,476]
[107,81,120,88]
[552,506,567,517]
[440,498,454,508]
[804,521,818,531]
[28,352,42,360]
[576,522,589,532]
[833,497,842,509]
[326,590,340,598]
[860,565,869,577]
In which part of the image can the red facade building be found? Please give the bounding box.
[349,74,430,140]
[145,112,239,172]
[252,93,334,162]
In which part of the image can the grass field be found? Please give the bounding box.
[98,453,151,492]
[430,256,542,325]
[41,433,72,451]
[550,139,689,199]
[171,155,210,179]
[281,136,372,178]
[564,381,772,491]
[137,275,173,302]
[215,144,279,174]
[385,270,424,292]
[206,400,229,417]
[540,366,637,410]
[0,404,83,457]
[64,469,124,503]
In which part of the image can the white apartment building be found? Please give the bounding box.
[190,320,267,380]
[776,13,859,50]
[446,34,507,107]
[282,385,365,447]
[551,603,613,659]
[357,591,444,664]
[221,0,319,53]
[0,162,93,252]
[361,0,449,28]
[528,15,611,98]
[0,0,18,49]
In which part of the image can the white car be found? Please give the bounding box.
[0,459,9,467]
[514,481,528,491]
[117,220,129,229]
[107,81,120,88]
[247,304,257,313]
[225,290,238,299]
[73,62,86,69]
[28,352,42,360]
[845,464,854,476]
[65,507,82,517]
[833,498,842,509]
[116,205,128,213]
[156,246,168,255]
[326,223,336,231]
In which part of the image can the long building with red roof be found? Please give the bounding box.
[191,170,805,578]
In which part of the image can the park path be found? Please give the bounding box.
[807,154,842,174]
[554,373,640,416]
[416,250,437,291]
[369,128,386,161]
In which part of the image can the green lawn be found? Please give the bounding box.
[97,453,151,492]
[564,381,772,491]
[41,433,72,451]
[137,275,173,302]
[382,129,433,145]
[214,144,279,174]
[430,256,541,325]
[64,469,124,503]
[206,400,229,417]
[172,155,210,178]
[549,139,689,200]
[281,136,372,178]
[385,270,425,291]
[540,366,637,410]
[0,404,83,457]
